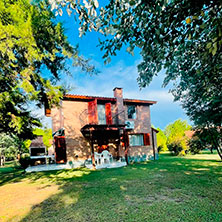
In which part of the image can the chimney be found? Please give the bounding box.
[113,87,125,125]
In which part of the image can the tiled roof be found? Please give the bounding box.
[185,130,195,138]
[63,94,157,105]
[30,136,45,148]
[64,94,116,101]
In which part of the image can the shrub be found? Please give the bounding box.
[156,128,168,152]
[157,145,163,153]
[19,153,30,169]
[188,136,203,154]
[168,140,188,156]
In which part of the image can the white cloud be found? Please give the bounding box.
[34,59,191,130]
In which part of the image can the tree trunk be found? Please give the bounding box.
[215,146,222,160]
[212,136,222,160]
[208,127,222,160]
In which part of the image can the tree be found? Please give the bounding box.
[156,128,168,153]
[44,0,222,158]
[190,126,221,156]
[0,133,20,161]
[165,119,191,156]
[33,128,52,150]
[0,0,97,140]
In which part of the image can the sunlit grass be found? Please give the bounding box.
[0,151,222,222]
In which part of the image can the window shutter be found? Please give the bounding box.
[44,100,51,117]
[88,99,98,124]
[105,103,112,125]
[143,133,150,146]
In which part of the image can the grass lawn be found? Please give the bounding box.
[0,151,222,222]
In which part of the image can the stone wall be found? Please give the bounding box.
[128,145,155,162]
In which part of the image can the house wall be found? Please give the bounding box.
[125,105,151,133]
[123,104,155,162]
[51,102,63,133]
[52,100,91,163]
[113,88,125,124]
[51,94,157,163]
[128,146,155,162]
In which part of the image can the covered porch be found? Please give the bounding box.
[80,124,129,169]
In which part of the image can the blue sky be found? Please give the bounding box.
[40,10,191,130]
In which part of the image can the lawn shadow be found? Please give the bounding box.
[2,153,222,221]
[0,163,25,186]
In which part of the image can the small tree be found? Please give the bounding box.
[188,136,203,154]
[156,128,168,153]
[165,119,191,156]
[0,133,20,161]
[190,127,221,155]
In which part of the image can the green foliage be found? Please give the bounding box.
[156,128,168,152]
[188,136,203,154]
[0,0,97,140]
[33,128,52,149]
[191,127,222,158]
[168,140,188,156]
[165,119,191,156]
[0,133,20,160]
[53,0,222,158]
[19,153,30,169]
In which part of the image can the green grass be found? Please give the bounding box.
[0,151,222,222]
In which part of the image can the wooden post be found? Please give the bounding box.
[124,129,129,165]
[90,130,96,169]
[151,129,156,160]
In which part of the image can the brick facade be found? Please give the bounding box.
[51,88,158,163]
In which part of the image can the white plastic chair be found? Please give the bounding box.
[94,152,102,165]
[101,150,113,164]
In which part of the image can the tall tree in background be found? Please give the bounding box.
[0,0,96,140]
[50,0,222,158]
[165,119,191,156]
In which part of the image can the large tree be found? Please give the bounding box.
[50,0,222,158]
[0,0,96,140]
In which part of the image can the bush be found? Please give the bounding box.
[157,145,163,153]
[168,140,188,156]
[188,136,203,154]
[19,153,30,169]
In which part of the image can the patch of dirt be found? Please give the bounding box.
[0,181,59,221]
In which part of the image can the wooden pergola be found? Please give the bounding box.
[80,124,129,168]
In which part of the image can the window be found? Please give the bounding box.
[129,134,144,146]
[97,104,106,124]
[128,105,136,119]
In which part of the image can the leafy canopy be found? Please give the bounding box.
[54,0,222,158]
[165,119,191,155]
[33,128,52,149]
[51,0,222,128]
[0,0,96,139]
[0,133,20,160]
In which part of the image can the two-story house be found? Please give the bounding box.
[49,87,158,166]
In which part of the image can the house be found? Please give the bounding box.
[47,87,158,167]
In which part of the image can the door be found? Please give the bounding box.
[54,136,67,163]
